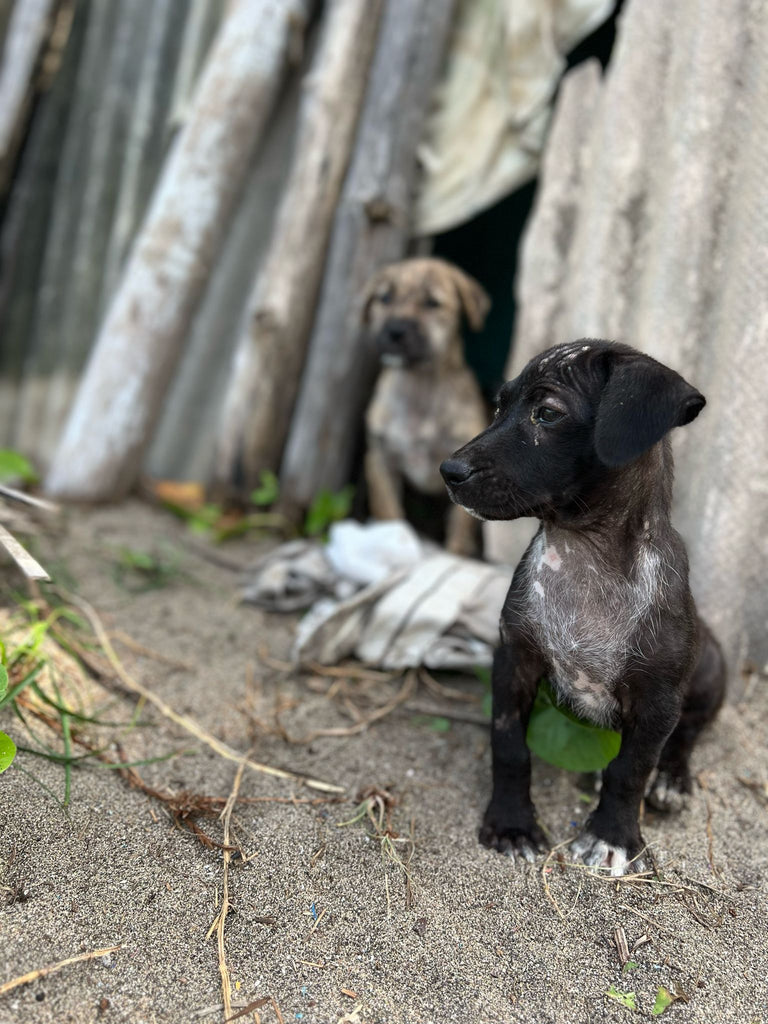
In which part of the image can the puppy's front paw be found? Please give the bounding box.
[570,830,647,877]
[479,808,545,863]
[646,769,690,813]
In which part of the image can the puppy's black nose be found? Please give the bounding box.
[384,318,411,341]
[440,458,474,486]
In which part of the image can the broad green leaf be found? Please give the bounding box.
[651,987,675,1016]
[0,664,7,700]
[0,449,37,483]
[0,731,16,773]
[606,985,637,1010]
[526,680,621,772]
[622,961,639,974]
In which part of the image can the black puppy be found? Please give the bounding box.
[440,340,725,876]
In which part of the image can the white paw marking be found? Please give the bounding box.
[570,833,645,877]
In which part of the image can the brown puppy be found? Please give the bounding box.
[363,257,490,556]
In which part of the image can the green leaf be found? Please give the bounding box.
[622,961,639,974]
[651,987,675,1016]
[304,486,355,538]
[0,731,17,773]
[0,663,7,700]
[428,716,451,733]
[0,449,38,483]
[250,469,280,507]
[526,680,621,773]
[606,985,637,1010]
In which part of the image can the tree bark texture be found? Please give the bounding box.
[277,0,458,515]
[44,0,312,501]
[486,0,768,679]
[212,0,383,495]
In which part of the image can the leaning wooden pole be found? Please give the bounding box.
[278,0,458,516]
[0,0,61,195]
[44,0,312,502]
[212,0,383,495]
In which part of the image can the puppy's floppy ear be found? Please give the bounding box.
[595,352,705,467]
[360,267,393,326]
[448,265,490,332]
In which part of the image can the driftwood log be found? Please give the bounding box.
[278,0,458,517]
[486,0,768,678]
[44,0,313,501]
[212,0,383,496]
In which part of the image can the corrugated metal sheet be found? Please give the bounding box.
[488,0,768,679]
[0,0,301,481]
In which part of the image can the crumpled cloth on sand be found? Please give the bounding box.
[241,520,511,670]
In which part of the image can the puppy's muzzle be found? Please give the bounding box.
[376,318,429,367]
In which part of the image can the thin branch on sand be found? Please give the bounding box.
[0,945,122,996]
[211,757,248,1021]
[61,590,344,794]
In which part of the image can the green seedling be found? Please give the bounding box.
[410,714,451,733]
[112,545,183,592]
[0,448,38,484]
[606,985,637,1010]
[250,469,280,507]
[304,485,355,539]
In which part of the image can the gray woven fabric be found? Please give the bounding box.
[486,0,768,683]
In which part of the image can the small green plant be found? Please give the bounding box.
[250,469,280,507]
[111,545,183,592]
[0,448,38,484]
[304,485,355,538]
[475,667,621,773]
[0,665,17,772]
[160,470,290,542]
[0,601,178,805]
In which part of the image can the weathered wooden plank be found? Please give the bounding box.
[212,0,383,494]
[278,0,458,515]
[0,0,59,192]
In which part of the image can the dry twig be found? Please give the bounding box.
[61,590,343,794]
[213,758,248,1021]
[0,945,121,996]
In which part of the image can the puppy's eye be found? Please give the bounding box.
[423,295,441,309]
[531,405,564,425]
[377,289,393,305]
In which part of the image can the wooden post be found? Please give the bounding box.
[212,0,383,496]
[277,0,458,516]
[0,0,60,194]
[44,0,313,501]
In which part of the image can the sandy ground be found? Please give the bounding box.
[0,501,766,1024]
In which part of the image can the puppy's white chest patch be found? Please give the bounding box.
[525,530,662,726]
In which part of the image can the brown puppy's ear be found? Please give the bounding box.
[595,353,705,467]
[360,268,394,326]
[449,266,490,332]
